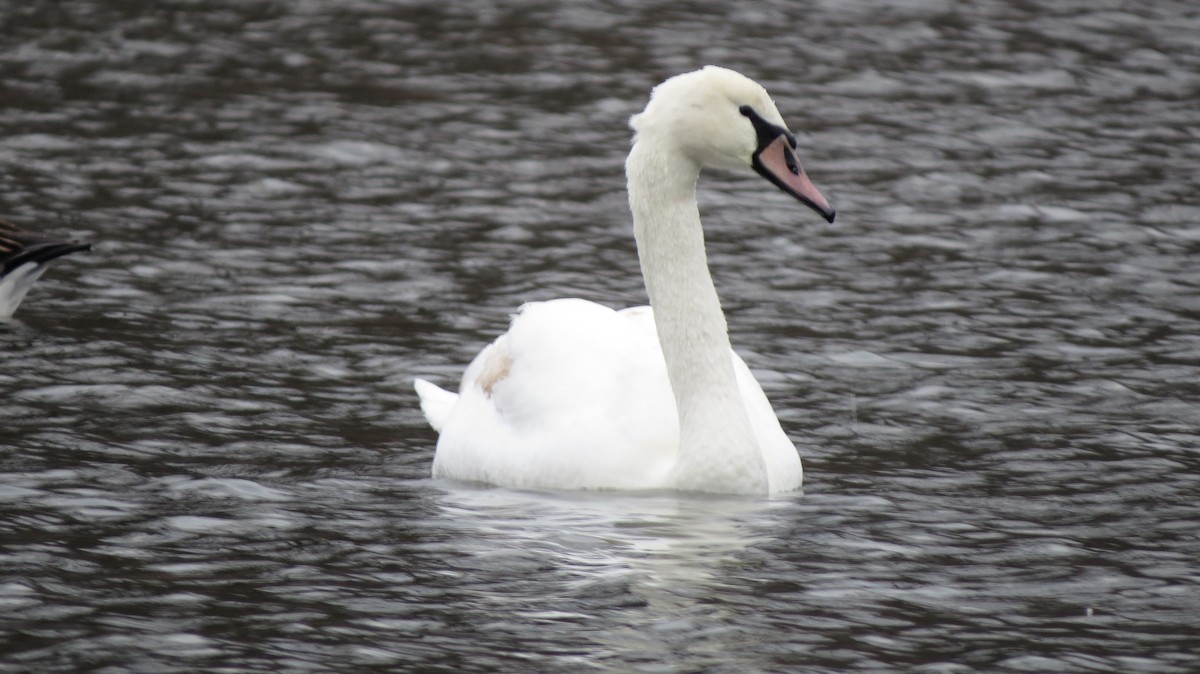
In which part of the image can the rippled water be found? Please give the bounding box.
[2,1,1199,672]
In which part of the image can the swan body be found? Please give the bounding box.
[415,66,835,495]
[0,220,91,319]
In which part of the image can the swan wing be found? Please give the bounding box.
[730,355,803,492]
[426,298,679,490]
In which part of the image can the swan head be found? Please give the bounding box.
[630,66,835,223]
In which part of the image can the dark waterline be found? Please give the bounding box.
[2,1,1199,672]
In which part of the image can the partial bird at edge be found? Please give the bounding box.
[0,219,91,320]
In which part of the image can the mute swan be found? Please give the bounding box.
[415,66,835,495]
[0,220,91,319]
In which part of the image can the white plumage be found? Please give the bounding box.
[415,66,835,495]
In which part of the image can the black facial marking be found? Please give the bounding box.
[739,105,797,151]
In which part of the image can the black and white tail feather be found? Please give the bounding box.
[0,220,91,319]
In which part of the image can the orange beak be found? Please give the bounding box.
[752,134,836,223]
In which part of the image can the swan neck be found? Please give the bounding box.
[626,137,767,493]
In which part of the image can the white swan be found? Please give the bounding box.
[0,220,91,320]
[414,66,835,495]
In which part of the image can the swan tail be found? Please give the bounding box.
[414,378,457,433]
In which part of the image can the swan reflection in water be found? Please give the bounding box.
[427,483,798,661]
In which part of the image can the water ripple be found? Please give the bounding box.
[2,0,1198,672]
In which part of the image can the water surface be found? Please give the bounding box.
[2,1,1199,672]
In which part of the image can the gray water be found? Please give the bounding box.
[2,1,1199,672]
